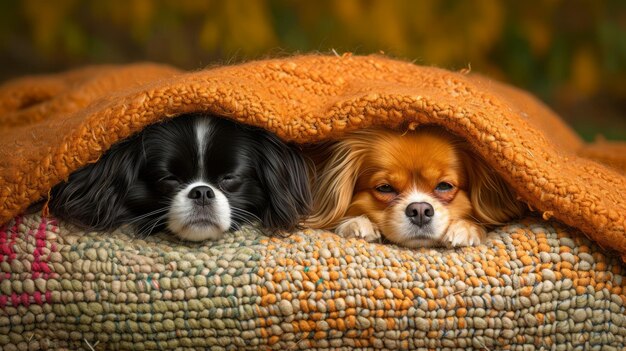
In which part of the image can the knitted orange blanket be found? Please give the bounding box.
[0,55,624,258]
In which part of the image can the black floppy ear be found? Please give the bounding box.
[253,132,311,232]
[47,137,143,230]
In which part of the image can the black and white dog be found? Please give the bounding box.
[45,114,311,241]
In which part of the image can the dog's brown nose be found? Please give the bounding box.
[405,202,434,227]
[188,185,215,205]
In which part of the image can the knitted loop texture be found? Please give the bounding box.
[0,55,625,349]
[1,214,626,349]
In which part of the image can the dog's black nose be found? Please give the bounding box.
[405,202,434,227]
[188,185,215,204]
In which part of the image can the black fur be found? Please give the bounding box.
[46,114,311,237]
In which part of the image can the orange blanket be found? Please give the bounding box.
[0,55,624,258]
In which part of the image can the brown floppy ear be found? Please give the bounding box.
[460,149,526,226]
[305,135,370,230]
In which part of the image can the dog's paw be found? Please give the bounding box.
[442,220,486,247]
[335,216,382,243]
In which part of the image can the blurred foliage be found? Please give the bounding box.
[1,0,625,140]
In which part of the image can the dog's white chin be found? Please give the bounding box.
[172,223,227,242]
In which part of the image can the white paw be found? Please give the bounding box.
[442,220,485,247]
[335,216,382,243]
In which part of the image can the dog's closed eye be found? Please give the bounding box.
[218,175,242,192]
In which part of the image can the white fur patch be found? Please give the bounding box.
[167,181,231,241]
[442,219,485,247]
[336,215,382,242]
[386,190,450,248]
[195,118,211,176]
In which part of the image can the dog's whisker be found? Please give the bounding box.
[230,207,262,223]
[230,215,258,228]
[126,208,169,224]
[231,213,260,222]
[466,213,493,226]
[146,216,166,237]
[133,213,168,239]
[230,213,260,225]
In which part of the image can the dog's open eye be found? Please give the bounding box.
[375,184,396,193]
[435,182,454,192]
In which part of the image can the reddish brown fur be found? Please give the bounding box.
[307,127,525,247]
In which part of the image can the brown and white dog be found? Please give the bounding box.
[306,126,525,248]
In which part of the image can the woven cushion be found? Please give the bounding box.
[1,214,625,350]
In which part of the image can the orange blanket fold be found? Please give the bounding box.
[0,55,624,258]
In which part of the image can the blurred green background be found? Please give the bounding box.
[1,0,625,140]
